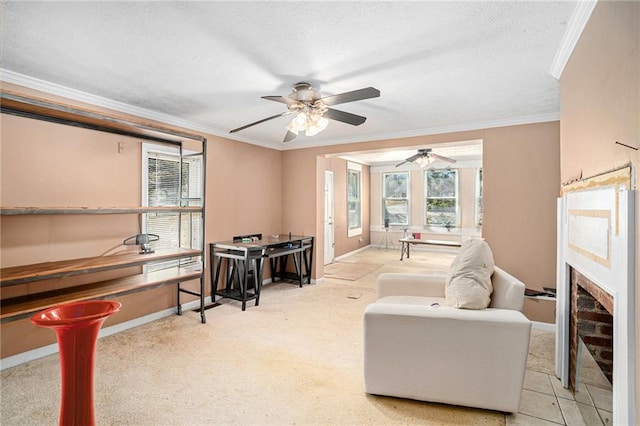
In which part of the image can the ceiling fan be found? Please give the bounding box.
[395,148,457,168]
[229,82,380,143]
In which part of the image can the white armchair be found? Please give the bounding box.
[363,267,532,413]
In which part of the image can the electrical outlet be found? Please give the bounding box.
[118,142,126,154]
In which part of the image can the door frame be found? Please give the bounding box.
[324,170,335,265]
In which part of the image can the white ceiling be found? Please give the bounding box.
[1,1,577,151]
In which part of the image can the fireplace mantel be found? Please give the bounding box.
[556,167,635,425]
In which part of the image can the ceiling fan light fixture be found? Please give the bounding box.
[294,111,308,128]
[286,112,308,134]
[285,121,298,135]
[416,156,434,168]
[305,114,329,136]
[286,109,329,137]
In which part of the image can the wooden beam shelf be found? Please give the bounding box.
[0,248,202,287]
[0,88,208,325]
[0,89,205,143]
[1,267,203,323]
[1,206,203,215]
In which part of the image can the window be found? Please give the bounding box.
[382,172,409,226]
[347,161,362,237]
[143,143,203,271]
[425,169,458,228]
[476,167,483,227]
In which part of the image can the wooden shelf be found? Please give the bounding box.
[524,295,557,301]
[1,267,203,323]
[0,248,202,287]
[1,91,209,325]
[1,89,205,143]
[1,206,203,215]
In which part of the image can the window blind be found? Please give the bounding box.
[145,149,202,271]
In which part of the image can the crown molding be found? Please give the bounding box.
[1,69,558,152]
[549,0,597,80]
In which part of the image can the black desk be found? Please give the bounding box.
[209,235,314,310]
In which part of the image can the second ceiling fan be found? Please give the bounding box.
[395,148,457,168]
[229,82,380,143]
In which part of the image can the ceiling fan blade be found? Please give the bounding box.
[229,112,290,133]
[261,95,301,107]
[320,87,380,106]
[430,153,457,163]
[395,160,408,168]
[283,130,297,143]
[404,153,423,163]
[324,108,367,126]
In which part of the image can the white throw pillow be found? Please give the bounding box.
[445,239,495,309]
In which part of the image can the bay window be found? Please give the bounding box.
[347,161,362,237]
[382,172,409,226]
[425,168,458,228]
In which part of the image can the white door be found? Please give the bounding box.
[324,171,335,264]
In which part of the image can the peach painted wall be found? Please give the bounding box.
[483,122,560,291]
[204,136,284,287]
[205,136,283,242]
[559,1,639,421]
[560,2,639,185]
[282,122,560,325]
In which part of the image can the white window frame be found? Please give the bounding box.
[142,142,201,271]
[382,171,409,226]
[347,161,362,237]
[142,142,181,209]
[424,168,459,229]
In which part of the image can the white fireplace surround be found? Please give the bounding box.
[556,183,635,425]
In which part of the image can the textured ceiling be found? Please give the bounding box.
[1,1,577,150]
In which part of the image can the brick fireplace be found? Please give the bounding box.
[556,169,634,425]
[569,267,613,391]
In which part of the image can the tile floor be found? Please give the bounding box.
[509,371,613,425]
[508,334,613,425]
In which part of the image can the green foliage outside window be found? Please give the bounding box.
[383,172,408,225]
[347,169,362,230]
[425,169,458,228]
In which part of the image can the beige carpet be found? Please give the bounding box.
[323,261,382,281]
[0,248,554,425]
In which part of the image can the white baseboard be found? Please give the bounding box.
[0,297,213,371]
[333,244,372,261]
